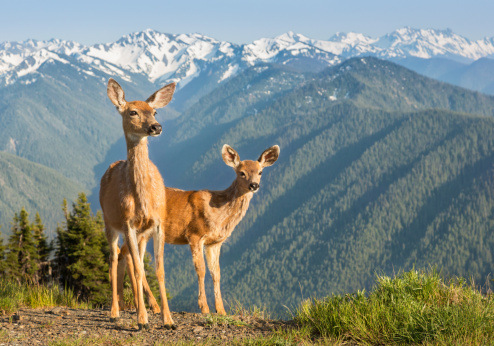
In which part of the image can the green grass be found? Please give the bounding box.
[0,279,91,313]
[294,268,494,345]
[228,298,271,320]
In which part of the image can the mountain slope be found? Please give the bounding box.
[147,58,494,315]
[0,151,83,235]
[395,57,494,95]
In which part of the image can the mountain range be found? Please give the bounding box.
[0,28,494,315]
[2,27,494,107]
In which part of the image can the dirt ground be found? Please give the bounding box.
[0,307,294,345]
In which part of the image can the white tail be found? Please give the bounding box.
[118,144,280,315]
[99,78,176,329]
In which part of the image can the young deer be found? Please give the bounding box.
[99,79,176,330]
[117,144,280,315]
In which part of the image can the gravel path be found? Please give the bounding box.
[0,308,293,345]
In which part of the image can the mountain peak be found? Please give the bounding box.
[274,31,310,43]
[328,32,376,45]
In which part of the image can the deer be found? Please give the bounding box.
[116,144,280,315]
[99,78,176,330]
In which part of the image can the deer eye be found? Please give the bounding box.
[239,172,246,178]
[259,171,262,175]
[129,110,138,116]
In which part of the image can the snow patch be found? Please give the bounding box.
[219,64,239,82]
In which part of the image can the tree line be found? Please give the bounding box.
[0,193,160,307]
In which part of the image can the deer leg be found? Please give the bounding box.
[107,230,120,321]
[123,246,139,310]
[190,239,209,314]
[205,243,226,315]
[117,244,129,311]
[119,239,160,313]
[124,223,148,329]
[137,237,161,314]
[154,223,175,328]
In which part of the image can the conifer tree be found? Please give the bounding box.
[32,212,52,283]
[55,193,110,305]
[55,199,70,286]
[0,226,6,277]
[5,208,39,283]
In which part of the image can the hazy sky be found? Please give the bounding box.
[1,0,493,45]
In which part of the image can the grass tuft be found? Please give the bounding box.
[295,268,494,345]
[204,313,250,327]
[228,298,271,319]
[0,279,91,313]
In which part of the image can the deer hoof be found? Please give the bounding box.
[110,317,119,323]
[138,323,150,331]
[164,324,177,330]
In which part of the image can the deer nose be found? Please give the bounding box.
[148,123,162,136]
[249,183,259,192]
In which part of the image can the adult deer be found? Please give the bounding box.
[118,144,280,315]
[99,78,176,330]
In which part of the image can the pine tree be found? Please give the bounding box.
[5,208,39,284]
[55,193,110,305]
[32,212,52,283]
[0,226,7,277]
[55,199,70,287]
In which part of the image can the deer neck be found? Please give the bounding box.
[125,136,153,210]
[214,179,253,228]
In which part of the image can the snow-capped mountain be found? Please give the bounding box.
[375,28,494,61]
[84,30,240,86]
[1,27,494,91]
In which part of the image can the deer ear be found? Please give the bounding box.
[146,82,176,109]
[222,144,240,168]
[107,78,126,109]
[258,145,280,168]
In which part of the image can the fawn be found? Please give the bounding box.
[117,144,280,315]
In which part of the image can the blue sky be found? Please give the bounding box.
[1,0,493,45]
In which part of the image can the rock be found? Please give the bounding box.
[48,307,63,315]
[192,326,204,333]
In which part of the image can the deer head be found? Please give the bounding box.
[107,79,176,141]
[222,144,280,193]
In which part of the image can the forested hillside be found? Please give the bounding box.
[396,57,494,96]
[151,57,494,315]
[0,151,83,235]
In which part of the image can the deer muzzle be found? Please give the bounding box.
[148,123,162,136]
[249,183,259,192]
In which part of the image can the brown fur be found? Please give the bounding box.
[99,78,176,328]
[118,144,280,315]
